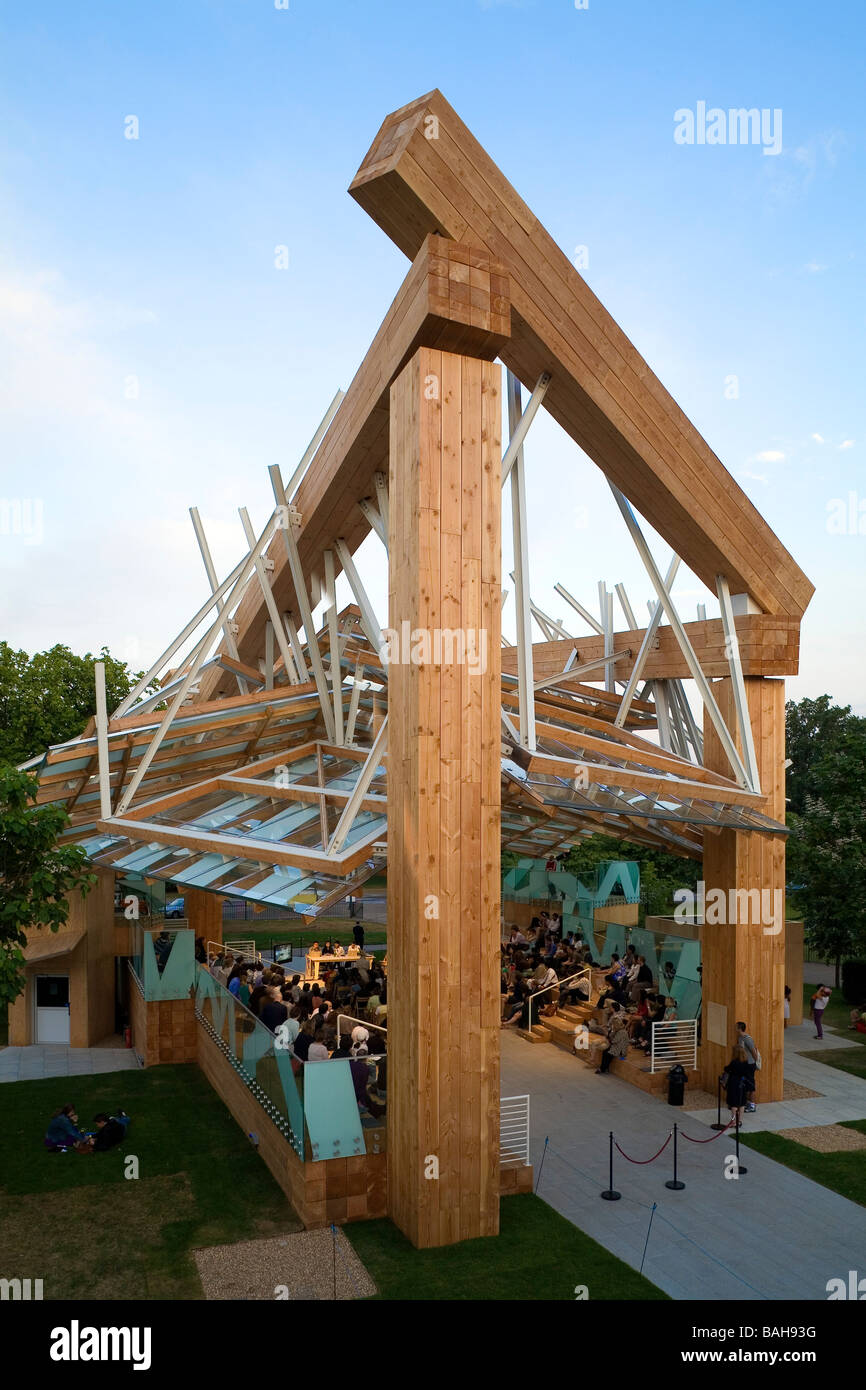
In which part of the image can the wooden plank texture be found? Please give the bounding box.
[204,234,511,698]
[501,614,801,682]
[700,677,786,1101]
[387,346,501,1247]
[350,90,814,620]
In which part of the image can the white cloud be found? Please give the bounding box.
[739,470,768,484]
[802,261,828,273]
[839,439,855,450]
[763,130,848,203]
[811,433,824,444]
[754,450,785,463]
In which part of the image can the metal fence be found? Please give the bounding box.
[500,1094,531,1167]
[649,1019,698,1074]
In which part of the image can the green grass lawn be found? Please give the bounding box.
[0,1066,301,1299]
[798,1047,866,1082]
[801,983,866,1045]
[228,921,388,950]
[741,1120,866,1207]
[345,1194,668,1301]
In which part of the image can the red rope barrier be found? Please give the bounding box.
[680,1121,734,1143]
[614,1132,672,1164]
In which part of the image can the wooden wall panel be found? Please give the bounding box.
[387,346,501,1247]
[701,678,787,1100]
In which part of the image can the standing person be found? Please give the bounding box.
[784,985,791,1029]
[736,1021,760,1113]
[811,985,832,1040]
[723,1045,755,1128]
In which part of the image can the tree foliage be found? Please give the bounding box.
[0,766,96,1006]
[786,696,866,977]
[0,642,140,767]
[785,694,854,818]
[563,833,702,917]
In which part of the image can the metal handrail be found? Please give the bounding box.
[336,1012,386,1059]
[526,966,592,1030]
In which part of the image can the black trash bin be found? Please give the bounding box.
[667,1063,687,1106]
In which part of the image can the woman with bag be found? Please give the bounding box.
[723,1045,755,1128]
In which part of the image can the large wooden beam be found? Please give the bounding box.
[700,677,786,1101]
[205,234,511,699]
[387,345,501,1247]
[350,90,814,620]
[502,614,801,683]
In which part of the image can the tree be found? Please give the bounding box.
[785,694,853,818]
[563,833,701,918]
[786,700,866,983]
[0,643,140,768]
[0,766,96,1007]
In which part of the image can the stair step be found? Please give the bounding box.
[516,1024,551,1044]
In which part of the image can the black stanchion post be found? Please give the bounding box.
[600,1130,621,1201]
[711,1074,726,1131]
[665,1123,685,1190]
[735,1112,748,1176]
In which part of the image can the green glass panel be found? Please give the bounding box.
[303,1059,366,1162]
[274,1051,307,1158]
[143,929,195,1001]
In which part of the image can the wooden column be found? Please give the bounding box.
[701,677,786,1101]
[185,888,223,948]
[387,345,502,1248]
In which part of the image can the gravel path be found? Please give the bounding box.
[194,1228,377,1301]
[775,1124,866,1153]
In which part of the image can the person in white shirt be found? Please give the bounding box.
[811,986,832,1039]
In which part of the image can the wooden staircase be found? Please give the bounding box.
[516,998,698,1099]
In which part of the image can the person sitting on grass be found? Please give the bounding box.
[91,1111,131,1152]
[44,1103,87,1152]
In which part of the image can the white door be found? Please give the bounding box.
[35,975,70,1043]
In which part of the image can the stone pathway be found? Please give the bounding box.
[684,1022,866,1132]
[501,1028,866,1301]
[0,1043,140,1084]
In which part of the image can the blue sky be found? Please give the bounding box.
[1,0,863,711]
